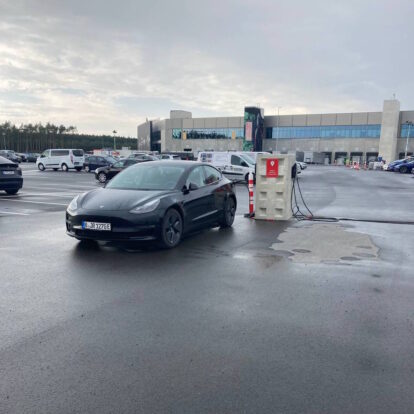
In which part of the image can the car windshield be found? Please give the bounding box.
[106,164,186,190]
[240,154,255,165]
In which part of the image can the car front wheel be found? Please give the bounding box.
[38,163,45,171]
[85,165,90,173]
[399,166,408,174]
[160,208,183,248]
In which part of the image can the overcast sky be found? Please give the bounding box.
[1,0,413,136]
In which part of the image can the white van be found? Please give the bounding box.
[197,151,255,182]
[36,149,85,171]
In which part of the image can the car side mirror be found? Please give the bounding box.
[41,154,45,158]
[182,185,190,195]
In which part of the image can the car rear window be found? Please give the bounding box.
[72,150,84,157]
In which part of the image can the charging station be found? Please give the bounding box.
[255,154,295,221]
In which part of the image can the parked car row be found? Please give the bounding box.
[385,156,414,173]
[0,150,40,163]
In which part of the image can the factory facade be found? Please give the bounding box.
[137,100,414,163]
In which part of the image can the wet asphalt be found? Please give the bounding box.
[0,165,413,413]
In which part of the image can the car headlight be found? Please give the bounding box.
[130,198,160,214]
[67,195,79,212]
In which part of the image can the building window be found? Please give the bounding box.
[400,124,414,138]
[172,129,182,139]
[172,128,244,140]
[265,124,381,139]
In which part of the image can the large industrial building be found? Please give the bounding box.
[137,99,414,164]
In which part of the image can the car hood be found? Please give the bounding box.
[80,188,175,211]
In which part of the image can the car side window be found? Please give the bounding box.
[203,166,221,185]
[231,155,242,166]
[186,167,205,189]
[89,156,96,163]
[113,161,125,168]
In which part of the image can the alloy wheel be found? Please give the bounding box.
[162,210,182,247]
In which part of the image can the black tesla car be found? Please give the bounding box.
[0,156,23,194]
[94,158,141,183]
[66,161,237,248]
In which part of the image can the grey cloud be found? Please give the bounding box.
[0,0,413,135]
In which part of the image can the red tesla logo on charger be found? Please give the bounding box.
[266,159,279,177]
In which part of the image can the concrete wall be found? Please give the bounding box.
[137,100,413,160]
[263,138,379,162]
[163,116,244,153]
[264,112,382,127]
[397,138,414,156]
[378,99,400,162]
[137,122,151,151]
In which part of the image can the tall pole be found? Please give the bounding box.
[405,121,412,158]
[113,130,117,152]
[275,107,281,152]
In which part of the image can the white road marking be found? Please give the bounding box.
[0,210,30,216]
[21,185,97,191]
[17,192,79,198]
[0,198,68,206]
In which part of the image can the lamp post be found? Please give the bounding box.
[405,121,412,158]
[275,107,282,152]
[2,131,5,149]
[113,130,117,152]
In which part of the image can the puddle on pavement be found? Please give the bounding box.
[270,223,379,264]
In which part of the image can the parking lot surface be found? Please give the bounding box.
[1,165,413,413]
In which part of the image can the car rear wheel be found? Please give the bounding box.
[399,166,408,173]
[160,208,183,248]
[5,189,19,195]
[85,165,90,173]
[62,163,68,172]
[98,172,107,183]
[38,163,45,171]
[220,197,236,228]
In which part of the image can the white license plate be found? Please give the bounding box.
[2,171,14,175]
[82,221,111,231]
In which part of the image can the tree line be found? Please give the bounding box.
[0,122,137,153]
